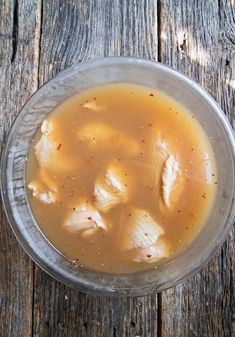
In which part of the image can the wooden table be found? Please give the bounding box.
[0,1,234,336]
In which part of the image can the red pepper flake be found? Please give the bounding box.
[212,173,215,176]
[128,213,131,216]
[93,137,96,140]
[141,139,145,143]
[124,173,128,176]
[144,232,149,236]
[93,97,97,100]
[177,210,181,213]
[148,123,152,127]
[215,181,218,185]
[147,254,152,258]
[118,158,122,161]
[87,217,92,220]
[73,208,76,211]
[149,93,154,97]
[202,193,206,199]
[186,226,189,230]
[191,148,194,151]
[144,214,148,217]
[57,143,62,150]
[125,184,128,187]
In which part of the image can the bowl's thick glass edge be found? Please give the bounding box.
[1,56,235,297]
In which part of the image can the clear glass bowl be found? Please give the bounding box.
[1,57,235,296]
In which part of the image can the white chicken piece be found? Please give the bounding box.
[155,138,168,160]
[122,209,164,250]
[121,208,168,263]
[35,119,79,171]
[28,180,56,204]
[162,155,179,208]
[77,123,139,156]
[35,120,55,166]
[133,239,170,263]
[154,138,170,188]
[94,164,129,213]
[81,101,106,112]
[64,204,107,236]
[39,167,58,193]
[155,137,183,208]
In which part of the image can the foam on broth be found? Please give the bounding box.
[26,83,217,273]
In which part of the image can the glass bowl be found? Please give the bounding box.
[1,57,235,297]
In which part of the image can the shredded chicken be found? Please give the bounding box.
[162,155,179,207]
[81,101,106,112]
[94,164,129,213]
[133,239,170,263]
[64,204,107,235]
[121,208,169,262]
[77,123,139,155]
[28,180,56,204]
[35,119,79,171]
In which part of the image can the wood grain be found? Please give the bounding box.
[0,0,234,336]
[0,0,41,336]
[33,1,159,337]
[159,1,235,336]
[33,272,158,337]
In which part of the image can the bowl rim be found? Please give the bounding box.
[1,56,235,296]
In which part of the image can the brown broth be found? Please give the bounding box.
[26,83,217,273]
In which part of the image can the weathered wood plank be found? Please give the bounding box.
[33,1,159,337]
[0,0,42,336]
[159,1,235,336]
[33,272,158,337]
[2,0,234,336]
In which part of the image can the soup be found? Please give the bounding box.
[26,83,217,273]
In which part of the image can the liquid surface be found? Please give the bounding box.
[26,83,217,273]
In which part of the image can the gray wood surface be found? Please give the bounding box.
[160,1,235,336]
[0,1,40,336]
[0,0,234,336]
